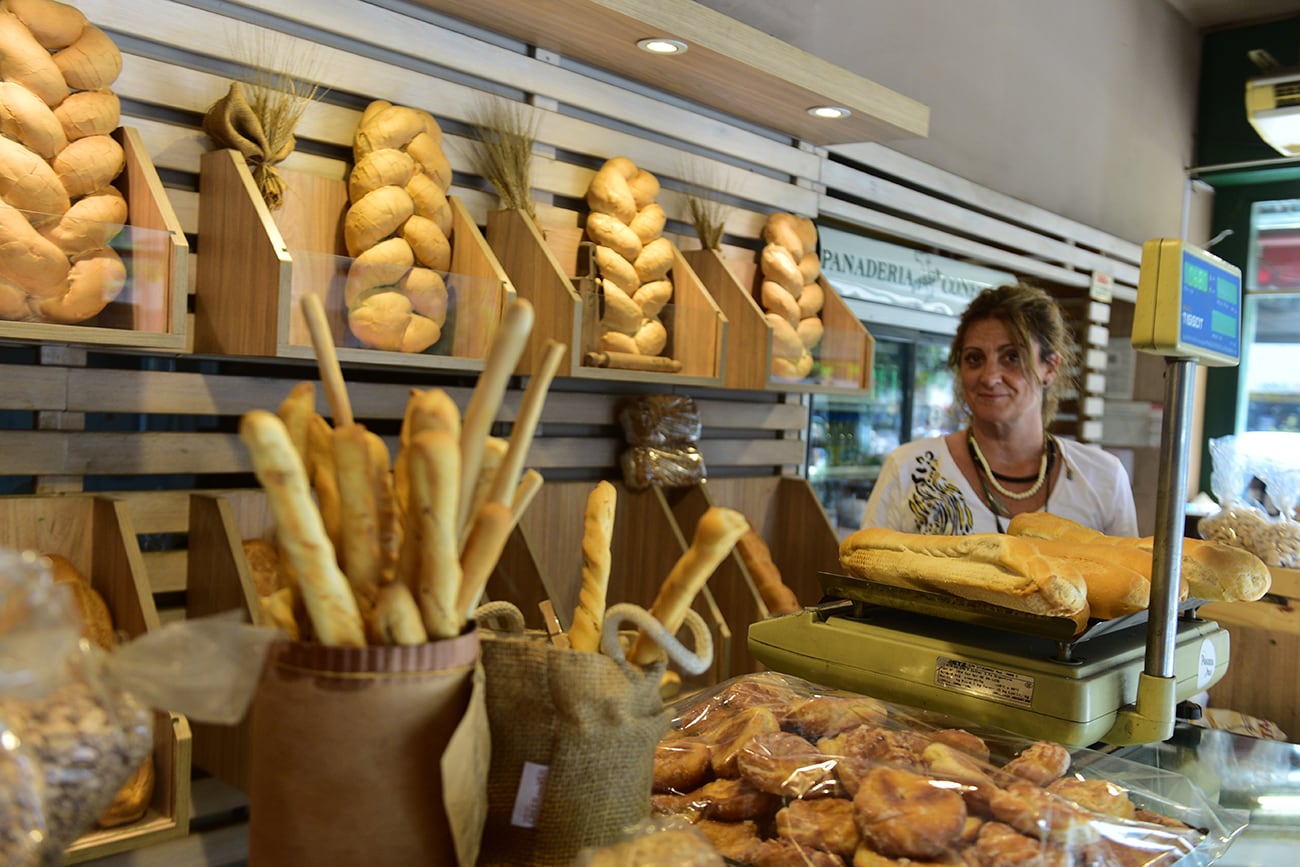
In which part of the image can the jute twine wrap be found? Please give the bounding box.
[202,81,295,209]
[475,602,711,866]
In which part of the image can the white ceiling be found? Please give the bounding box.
[1166,0,1300,28]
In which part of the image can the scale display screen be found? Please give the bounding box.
[1133,239,1242,366]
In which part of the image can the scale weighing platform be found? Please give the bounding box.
[753,239,1243,748]
[749,574,1230,748]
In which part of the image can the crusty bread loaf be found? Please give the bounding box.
[349,147,416,202]
[634,317,667,356]
[0,132,71,218]
[633,279,672,319]
[838,527,1090,625]
[762,212,805,261]
[38,185,127,256]
[796,316,824,350]
[797,281,825,319]
[0,9,69,107]
[760,244,803,295]
[36,246,125,323]
[52,87,119,141]
[600,281,642,334]
[628,202,666,245]
[97,756,154,828]
[0,199,70,295]
[6,0,88,50]
[586,212,642,261]
[48,552,116,649]
[633,236,674,283]
[595,245,640,294]
[402,214,451,273]
[761,280,800,327]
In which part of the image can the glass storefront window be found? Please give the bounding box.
[1241,201,1300,432]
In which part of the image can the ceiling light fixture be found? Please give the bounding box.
[636,37,688,55]
[807,105,851,120]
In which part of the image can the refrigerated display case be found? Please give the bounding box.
[807,327,962,537]
[1242,199,1300,433]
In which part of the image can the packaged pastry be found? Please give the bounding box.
[651,671,1244,866]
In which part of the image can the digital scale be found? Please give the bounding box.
[751,239,1244,748]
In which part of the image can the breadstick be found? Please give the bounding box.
[485,339,566,510]
[239,410,365,647]
[457,299,535,537]
[567,481,617,653]
[332,423,382,608]
[460,436,508,548]
[511,468,544,524]
[629,506,749,666]
[367,429,399,584]
[302,293,354,427]
[456,501,515,621]
[408,428,463,639]
[371,580,429,646]
[735,524,801,616]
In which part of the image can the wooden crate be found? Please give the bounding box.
[194,150,515,370]
[0,127,189,351]
[0,495,193,861]
[486,208,728,385]
[1201,566,1300,740]
[683,246,874,393]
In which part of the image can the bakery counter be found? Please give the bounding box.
[1107,723,1300,863]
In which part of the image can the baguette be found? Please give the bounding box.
[838,527,1089,623]
[371,580,429,646]
[567,481,617,653]
[1007,511,1270,602]
[455,501,515,621]
[332,423,382,608]
[239,410,366,647]
[629,506,749,666]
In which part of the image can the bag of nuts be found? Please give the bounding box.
[0,549,276,866]
[1199,433,1300,568]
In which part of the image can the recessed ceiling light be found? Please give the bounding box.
[637,37,688,55]
[807,105,851,119]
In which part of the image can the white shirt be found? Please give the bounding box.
[860,435,1139,537]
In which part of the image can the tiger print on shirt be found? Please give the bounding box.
[907,449,972,535]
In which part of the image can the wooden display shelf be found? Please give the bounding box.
[0,495,192,862]
[195,150,515,370]
[1201,565,1300,740]
[0,127,188,351]
[682,247,873,394]
[486,208,727,385]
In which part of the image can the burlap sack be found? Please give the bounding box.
[247,628,487,867]
[476,602,712,866]
[202,81,295,208]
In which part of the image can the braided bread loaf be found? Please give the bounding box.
[343,100,453,353]
[0,0,126,324]
[584,156,672,358]
[758,212,822,379]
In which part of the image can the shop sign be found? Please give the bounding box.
[819,226,1015,318]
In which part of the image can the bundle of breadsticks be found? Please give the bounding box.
[839,513,1271,634]
[240,300,564,646]
[563,479,751,667]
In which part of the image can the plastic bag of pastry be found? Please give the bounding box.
[572,818,723,866]
[1200,432,1300,567]
[0,548,277,866]
[618,395,703,446]
[649,670,1245,866]
[620,445,706,492]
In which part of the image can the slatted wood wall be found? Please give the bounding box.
[1,0,1149,614]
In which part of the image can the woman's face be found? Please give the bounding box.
[958,317,1058,428]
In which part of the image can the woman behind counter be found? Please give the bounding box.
[860,283,1138,537]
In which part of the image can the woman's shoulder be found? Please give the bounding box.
[1057,437,1130,477]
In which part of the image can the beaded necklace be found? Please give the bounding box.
[967,431,1052,500]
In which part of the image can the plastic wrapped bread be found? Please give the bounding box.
[650,671,1241,866]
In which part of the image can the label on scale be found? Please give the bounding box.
[935,656,1034,707]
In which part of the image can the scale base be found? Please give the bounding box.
[748,605,1229,747]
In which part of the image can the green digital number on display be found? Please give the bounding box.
[1211,310,1235,339]
[1184,262,1208,291]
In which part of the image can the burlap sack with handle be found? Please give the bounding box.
[475,601,712,866]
